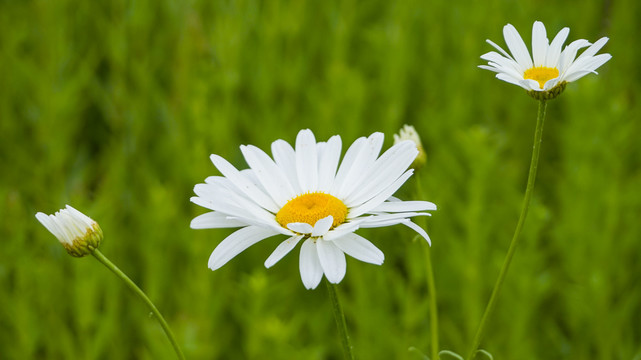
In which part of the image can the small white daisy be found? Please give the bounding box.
[480,21,611,99]
[191,129,436,289]
[36,205,103,257]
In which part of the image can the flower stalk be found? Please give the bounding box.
[466,99,548,359]
[326,280,354,360]
[425,245,440,360]
[415,173,440,359]
[92,249,186,360]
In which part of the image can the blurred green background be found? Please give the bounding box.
[1,0,640,359]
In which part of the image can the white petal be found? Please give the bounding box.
[208,226,279,270]
[478,64,501,73]
[496,73,530,89]
[317,135,342,192]
[190,195,251,222]
[503,23,533,70]
[480,52,524,78]
[205,175,232,186]
[190,212,246,229]
[562,55,610,83]
[48,212,74,242]
[403,220,431,245]
[193,183,278,228]
[331,137,366,195]
[300,239,324,289]
[345,140,417,206]
[295,129,319,192]
[239,169,268,194]
[558,39,591,75]
[575,37,609,62]
[485,39,515,61]
[332,233,384,265]
[562,70,593,83]
[322,218,366,241]
[361,212,431,226]
[312,215,333,237]
[531,21,549,67]
[209,154,279,213]
[337,133,385,198]
[316,141,326,157]
[241,145,296,206]
[35,213,58,237]
[287,222,314,234]
[264,235,304,268]
[564,53,611,81]
[521,78,542,91]
[371,200,437,212]
[545,27,569,67]
[271,139,302,194]
[542,77,561,91]
[582,53,612,72]
[348,169,414,218]
[191,191,291,237]
[65,205,94,226]
[317,240,346,284]
[359,218,410,228]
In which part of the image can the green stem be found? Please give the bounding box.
[326,280,354,360]
[92,249,186,360]
[425,246,440,360]
[466,99,548,360]
[415,173,440,359]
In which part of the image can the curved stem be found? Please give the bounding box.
[466,99,548,359]
[415,173,440,359]
[92,249,186,360]
[325,280,354,360]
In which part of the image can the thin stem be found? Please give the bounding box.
[466,99,548,360]
[325,280,354,360]
[92,249,186,360]
[415,173,440,359]
[425,246,440,360]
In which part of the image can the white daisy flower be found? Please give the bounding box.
[480,21,611,99]
[191,129,436,289]
[36,205,103,257]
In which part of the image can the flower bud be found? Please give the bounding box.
[394,124,427,169]
[36,205,103,257]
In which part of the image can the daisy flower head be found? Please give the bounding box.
[36,205,103,257]
[480,21,611,100]
[190,129,436,289]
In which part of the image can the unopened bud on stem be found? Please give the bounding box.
[36,205,103,257]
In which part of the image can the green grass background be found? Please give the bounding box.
[1,0,640,359]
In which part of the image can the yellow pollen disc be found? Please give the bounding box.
[523,66,559,89]
[276,193,348,230]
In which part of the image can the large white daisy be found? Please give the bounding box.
[479,21,611,98]
[190,129,436,289]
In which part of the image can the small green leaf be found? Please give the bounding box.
[408,346,430,360]
[438,350,464,360]
[475,349,494,360]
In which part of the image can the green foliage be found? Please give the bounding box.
[1,0,640,359]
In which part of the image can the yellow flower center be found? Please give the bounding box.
[523,66,559,89]
[276,192,348,229]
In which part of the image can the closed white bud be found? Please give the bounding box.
[36,205,103,257]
